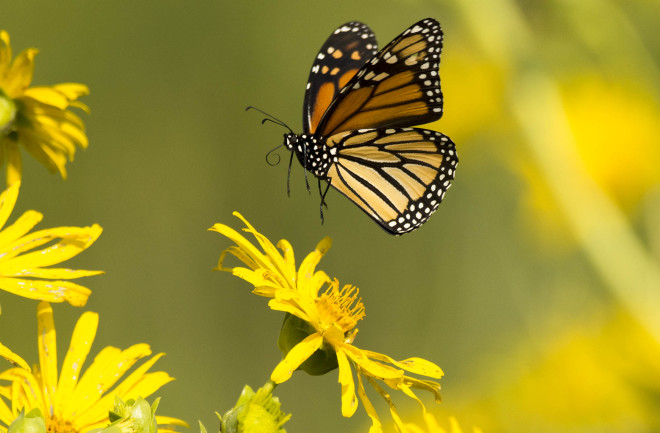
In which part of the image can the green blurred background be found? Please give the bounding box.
[2,1,660,432]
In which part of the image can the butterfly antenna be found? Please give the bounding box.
[245,106,293,134]
[265,143,283,166]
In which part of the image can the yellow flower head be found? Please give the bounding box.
[211,212,443,433]
[0,302,188,433]
[0,30,89,184]
[0,182,102,307]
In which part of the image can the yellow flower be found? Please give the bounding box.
[0,302,188,433]
[404,413,482,433]
[0,30,89,184]
[0,182,101,306]
[211,212,443,433]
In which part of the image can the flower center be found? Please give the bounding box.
[315,281,365,335]
[46,416,76,433]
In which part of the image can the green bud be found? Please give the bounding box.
[91,397,159,433]
[220,383,290,433]
[277,313,338,376]
[0,88,16,136]
[7,409,46,433]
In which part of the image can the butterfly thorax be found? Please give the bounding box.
[284,133,335,178]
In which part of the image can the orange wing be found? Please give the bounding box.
[302,22,378,134]
[316,18,444,138]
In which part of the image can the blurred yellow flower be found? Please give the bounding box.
[450,308,660,433]
[0,302,188,433]
[561,76,660,211]
[211,212,443,433]
[0,30,89,184]
[404,413,482,433]
[426,42,507,144]
[0,182,102,306]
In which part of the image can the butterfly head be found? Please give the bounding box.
[283,133,308,170]
[283,133,298,152]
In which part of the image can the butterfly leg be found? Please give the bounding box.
[302,144,311,193]
[317,179,329,209]
[319,180,331,224]
[286,151,294,197]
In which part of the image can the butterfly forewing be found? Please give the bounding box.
[316,18,444,138]
[324,127,457,235]
[303,22,378,135]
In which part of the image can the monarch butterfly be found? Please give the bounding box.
[252,18,457,235]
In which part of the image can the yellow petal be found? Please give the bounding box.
[365,375,408,433]
[210,223,271,272]
[2,367,42,415]
[20,133,68,177]
[75,352,167,428]
[63,343,152,418]
[363,350,444,379]
[0,277,91,306]
[276,239,295,271]
[21,118,77,156]
[0,342,29,371]
[112,353,165,395]
[0,392,14,426]
[337,349,358,418]
[0,31,12,77]
[54,310,98,416]
[52,83,89,101]
[0,210,43,253]
[0,182,20,231]
[267,298,311,323]
[401,376,442,404]
[0,224,102,270]
[155,416,190,428]
[270,332,323,383]
[448,417,465,433]
[22,87,70,110]
[4,140,22,186]
[3,48,37,98]
[76,371,174,429]
[217,246,259,272]
[342,344,403,381]
[6,268,103,279]
[29,110,88,150]
[234,212,297,287]
[356,372,383,433]
[37,302,57,412]
[297,236,332,298]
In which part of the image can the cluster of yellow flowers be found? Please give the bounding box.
[0,31,186,433]
[0,29,476,433]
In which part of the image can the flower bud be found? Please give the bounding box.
[277,313,338,376]
[220,383,289,433]
[91,396,159,433]
[7,409,46,433]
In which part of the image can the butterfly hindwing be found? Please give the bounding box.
[323,127,457,235]
[316,18,444,138]
[303,22,378,135]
